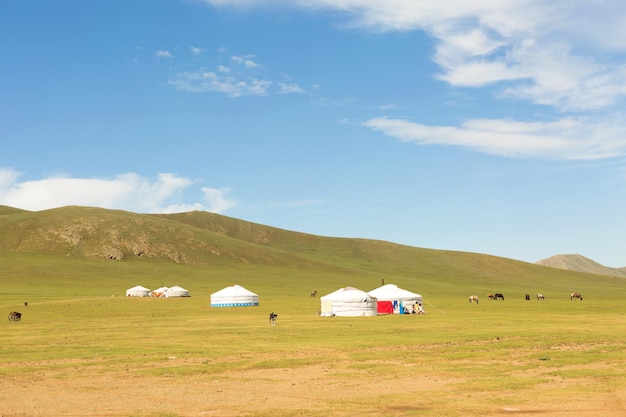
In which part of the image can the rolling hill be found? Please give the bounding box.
[536,254,626,278]
[1,205,623,299]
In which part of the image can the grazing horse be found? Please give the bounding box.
[310,290,317,297]
[8,311,21,321]
[570,292,583,301]
[525,294,530,301]
[269,312,278,326]
[494,293,505,301]
[468,295,479,304]
[487,293,495,300]
[537,293,545,300]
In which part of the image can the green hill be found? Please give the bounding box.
[0,205,623,302]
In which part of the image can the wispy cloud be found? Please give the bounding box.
[169,70,273,97]
[201,1,626,160]
[363,116,626,160]
[0,168,236,214]
[189,46,205,55]
[168,52,304,97]
[231,54,260,68]
[155,50,173,58]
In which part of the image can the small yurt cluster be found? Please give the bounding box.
[125,285,191,298]
[319,284,422,317]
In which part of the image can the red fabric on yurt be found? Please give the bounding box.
[377,301,394,315]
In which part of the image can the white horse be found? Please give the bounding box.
[468,295,479,304]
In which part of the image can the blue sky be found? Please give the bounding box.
[1,1,625,267]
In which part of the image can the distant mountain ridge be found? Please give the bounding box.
[536,254,626,278]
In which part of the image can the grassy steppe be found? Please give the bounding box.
[1,252,625,416]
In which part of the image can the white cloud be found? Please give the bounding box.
[363,116,626,160]
[169,70,273,97]
[0,169,237,214]
[197,1,626,160]
[202,1,626,112]
[231,54,260,68]
[189,46,205,55]
[155,50,173,58]
[201,187,237,213]
[278,82,304,94]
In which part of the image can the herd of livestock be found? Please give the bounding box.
[468,292,583,303]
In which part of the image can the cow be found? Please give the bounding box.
[8,311,21,322]
[494,293,505,301]
[269,312,278,326]
[525,294,530,301]
[310,290,317,297]
[537,293,545,300]
[468,295,479,304]
[570,292,583,301]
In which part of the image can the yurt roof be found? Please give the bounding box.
[320,287,375,302]
[367,284,421,301]
[211,284,258,297]
[127,285,151,291]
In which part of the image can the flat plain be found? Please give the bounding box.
[1,254,625,417]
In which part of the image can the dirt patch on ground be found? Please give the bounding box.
[1,353,625,417]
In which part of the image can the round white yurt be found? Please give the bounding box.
[367,284,423,315]
[164,285,190,298]
[210,285,259,307]
[151,287,169,298]
[319,287,378,317]
[126,285,151,297]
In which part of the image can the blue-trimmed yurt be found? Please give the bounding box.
[210,285,259,307]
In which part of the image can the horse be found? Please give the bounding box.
[525,294,530,301]
[310,290,317,297]
[269,312,278,326]
[8,311,21,322]
[494,293,505,301]
[570,292,583,301]
[468,295,479,304]
[537,293,545,300]
[487,293,494,300]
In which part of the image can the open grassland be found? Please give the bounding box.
[1,255,626,416]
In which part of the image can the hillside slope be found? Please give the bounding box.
[0,205,618,295]
[536,254,626,278]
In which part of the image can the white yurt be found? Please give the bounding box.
[126,285,151,297]
[151,287,169,298]
[210,285,259,307]
[319,287,378,317]
[367,284,423,315]
[164,285,191,298]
